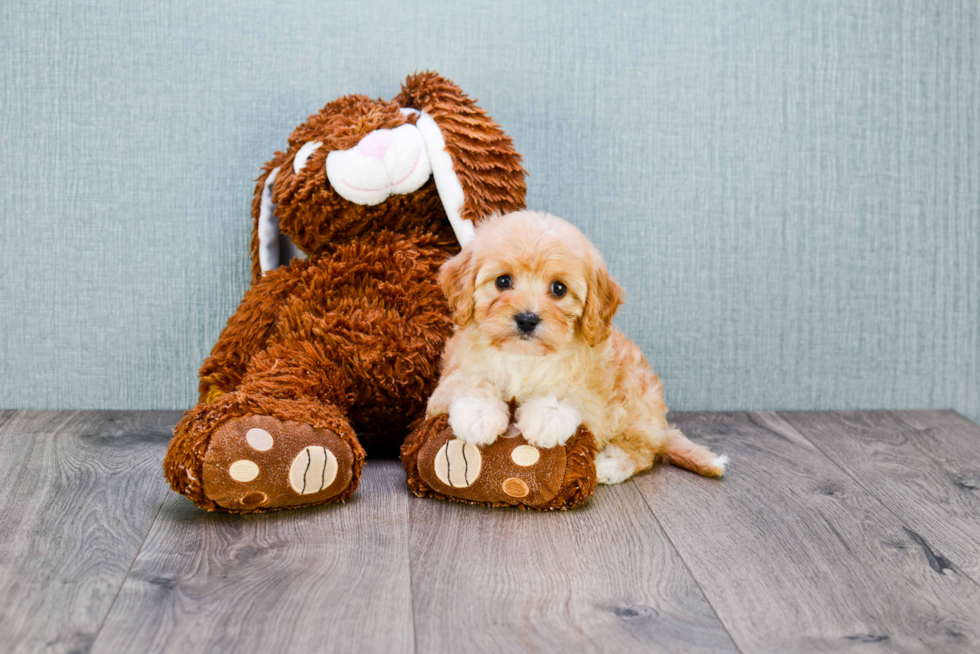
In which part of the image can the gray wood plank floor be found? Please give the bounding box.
[780,411,980,579]
[1,410,979,653]
[0,411,177,654]
[635,412,980,653]
[91,463,415,654]
[409,477,737,653]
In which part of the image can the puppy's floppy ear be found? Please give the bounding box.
[439,246,477,327]
[581,262,624,346]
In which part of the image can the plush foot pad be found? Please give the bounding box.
[402,415,599,510]
[202,415,355,511]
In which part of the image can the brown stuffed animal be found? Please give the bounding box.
[164,72,527,512]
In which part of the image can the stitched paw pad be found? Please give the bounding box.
[201,415,354,511]
[418,423,569,506]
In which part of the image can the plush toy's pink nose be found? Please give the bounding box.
[355,130,394,161]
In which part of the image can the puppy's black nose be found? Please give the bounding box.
[515,311,541,335]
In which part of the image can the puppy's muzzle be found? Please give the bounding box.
[514,311,541,336]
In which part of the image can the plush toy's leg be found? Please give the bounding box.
[402,414,599,510]
[165,353,366,513]
[165,234,456,512]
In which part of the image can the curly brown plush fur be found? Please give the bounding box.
[164,73,526,512]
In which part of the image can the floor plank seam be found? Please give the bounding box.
[765,412,980,592]
[402,488,420,654]
[87,490,168,650]
[628,478,746,654]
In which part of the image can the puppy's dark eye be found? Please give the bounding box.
[550,281,567,297]
[495,275,512,290]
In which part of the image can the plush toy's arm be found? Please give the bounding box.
[197,267,303,403]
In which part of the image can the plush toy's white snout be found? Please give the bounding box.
[326,124,432,206]
[261,110,476,275]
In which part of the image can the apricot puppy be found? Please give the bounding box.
[427,211,728,484]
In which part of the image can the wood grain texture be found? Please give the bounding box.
[91,461,415,654]
[409,477,737,653]
[0,410,178,654]
[634,412,980,653]
[7,409,980,652]
[779,410,980,581]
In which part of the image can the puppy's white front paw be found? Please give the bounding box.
[515,397,582,449]
[595,445,637,484]
[448,397,509,446]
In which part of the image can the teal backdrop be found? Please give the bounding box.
[2,0,977,421]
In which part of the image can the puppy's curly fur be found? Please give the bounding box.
[427,211,728,483]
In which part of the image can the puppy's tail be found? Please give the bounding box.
[663,428,728,478]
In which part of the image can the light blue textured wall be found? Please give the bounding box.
[1,0,977,421]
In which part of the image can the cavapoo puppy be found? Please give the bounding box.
[427,210,728,484]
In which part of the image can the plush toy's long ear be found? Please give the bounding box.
[248,161,303,285]
[395,72,527,245]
